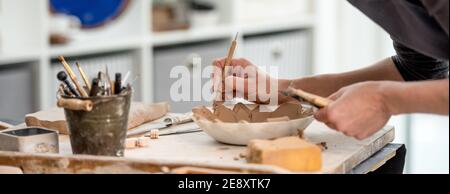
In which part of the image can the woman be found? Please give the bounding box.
[213,0,449,140]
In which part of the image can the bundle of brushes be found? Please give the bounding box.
[56,56,133,98]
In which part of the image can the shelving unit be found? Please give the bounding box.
[0,0,316,118]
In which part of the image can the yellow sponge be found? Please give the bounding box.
[247,136,322,172]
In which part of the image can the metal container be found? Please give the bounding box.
[0,127,59,154]
[63,89,131,157]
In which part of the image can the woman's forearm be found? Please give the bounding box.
[383,79,449,115]
[279,57,405,97]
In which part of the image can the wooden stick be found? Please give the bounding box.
[214,33,239,107]
[223,33,239,80]
[57,98,93,112]
[285,87,332,108]
[58,56,89,97]
[76,62,91,92]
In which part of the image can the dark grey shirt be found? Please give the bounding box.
[348,0,449,81]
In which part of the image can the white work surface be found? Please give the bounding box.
[58,121,395,174]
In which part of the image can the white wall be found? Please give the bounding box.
[313,0,449,174]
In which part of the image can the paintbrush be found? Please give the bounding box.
[105,65,112,95]
[283,87,332,108]
[58,56,89,97]
[76,62,91,92]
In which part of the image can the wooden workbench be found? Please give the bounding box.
[0,120,395,174]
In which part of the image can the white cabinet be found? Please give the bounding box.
[243,30,312,79]
[153,40,229,113]
[0,62,36,121]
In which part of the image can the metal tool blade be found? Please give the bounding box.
[126,122,168,137]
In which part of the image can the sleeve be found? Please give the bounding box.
[392,40,449,81]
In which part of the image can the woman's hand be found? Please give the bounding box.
[314,81,392,140]
[212,58,294,104]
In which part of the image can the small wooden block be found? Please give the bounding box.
[246,136,322,172]
[149,129,159,139]
[125,138,138,149]
[137,137,150,147]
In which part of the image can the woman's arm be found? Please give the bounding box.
[314,79,448,140]
[279,57,405,98]
[384,79,449,115]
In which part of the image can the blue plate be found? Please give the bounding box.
[50,0,130,28]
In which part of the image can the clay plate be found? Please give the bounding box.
[192,103,315,146]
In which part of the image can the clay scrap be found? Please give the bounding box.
[193,102,313,123]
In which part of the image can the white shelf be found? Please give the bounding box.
[240,14,315,35]
[152,25,234,47]
[0,0,317,110]
[49,36,143,58]
[0,52,40,65]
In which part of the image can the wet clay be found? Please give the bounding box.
[194,102,313,123]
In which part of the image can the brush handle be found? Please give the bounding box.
[287,87,332,108]
[59,56,89,97]
[57,98,93,112]
[76,63,91,91]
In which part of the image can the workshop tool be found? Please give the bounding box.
[122,71,131,86]
[59,84,74,97]
[114,73,122,94]
[58,56,89,97]
[105,65,113,95]
[89,78,101,97]
[141,126,202,139]
[99,71,112,96]
[157,124,202,137]
[0,127,59,154]
[127,113,193,137]
[284,87,332,108]
[63,87,132,157]
[57,71,80,97]
[213,33,239,108]
[76,62,91,91]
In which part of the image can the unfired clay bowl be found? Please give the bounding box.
[193,105,315,146]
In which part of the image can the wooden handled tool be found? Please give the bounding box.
[285,87,333,108]
[214,33,239,107]
[76,62,91,92]
[57,98,93,112]
[58,56,89,97]
[223,33,239,80]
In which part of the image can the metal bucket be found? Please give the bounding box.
[62,89,131,157]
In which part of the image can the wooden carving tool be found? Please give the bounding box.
[76,62,91,92]
[285,87,332,108]
[57,98,93,112]
[213,33,239,108]
[58,56,89,97]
